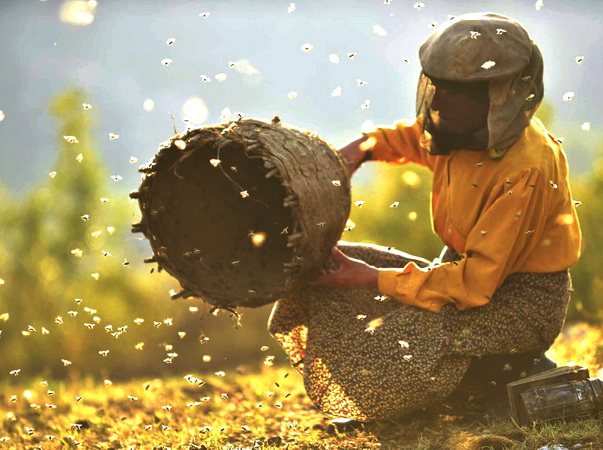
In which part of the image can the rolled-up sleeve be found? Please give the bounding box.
[378,168,547,311]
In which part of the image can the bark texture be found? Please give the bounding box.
[131,118,351,308]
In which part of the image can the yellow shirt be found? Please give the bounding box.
[365,117,582,312]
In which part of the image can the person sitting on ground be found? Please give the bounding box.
[268,12,582,424]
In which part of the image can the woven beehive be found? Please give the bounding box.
[131,118,351,308]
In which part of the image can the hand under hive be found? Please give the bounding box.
[130,118,351,309]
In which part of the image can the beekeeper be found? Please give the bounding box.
[269,12,582,424]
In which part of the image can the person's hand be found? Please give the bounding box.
[338,135,371,177]
[309,247,379,290]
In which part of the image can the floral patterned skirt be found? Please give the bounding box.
[268,242,572,421]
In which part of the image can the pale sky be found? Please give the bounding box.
[0,0,601,196]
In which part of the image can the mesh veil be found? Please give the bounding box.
[416,13,544,160]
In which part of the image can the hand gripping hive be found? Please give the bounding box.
[131,118,351,309]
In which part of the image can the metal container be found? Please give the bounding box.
[507,365,603,426]
[520,378,603,424]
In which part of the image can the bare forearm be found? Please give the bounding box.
[309,247,379,290]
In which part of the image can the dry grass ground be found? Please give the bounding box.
[1,323,602,449]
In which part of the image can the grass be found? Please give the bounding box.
[1,323,602,449]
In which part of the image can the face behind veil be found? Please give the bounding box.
[416,12,544,160]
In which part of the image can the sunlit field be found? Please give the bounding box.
[1,323,601,449]
[2,0,603,449]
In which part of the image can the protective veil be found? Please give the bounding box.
[416,12,544,159]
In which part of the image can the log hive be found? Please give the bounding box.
[131,118,351,308]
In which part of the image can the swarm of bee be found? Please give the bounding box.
[131,118,351,308]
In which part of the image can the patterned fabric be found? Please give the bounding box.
[268,242,571,421]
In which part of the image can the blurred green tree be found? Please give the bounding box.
[346,163,440,260]
[0,89,279,379]
[0,89,123,373]
[567,156,603,322]
[533,101,603,323]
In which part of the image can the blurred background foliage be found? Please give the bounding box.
[0,89,600,380]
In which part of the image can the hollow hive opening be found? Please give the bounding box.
[145,136,295,307]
